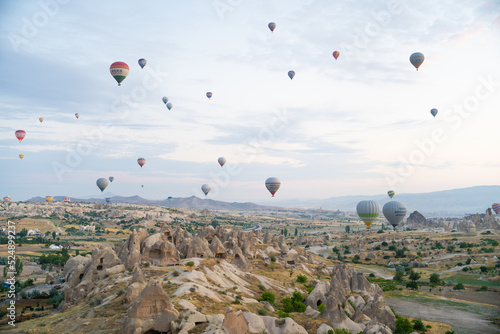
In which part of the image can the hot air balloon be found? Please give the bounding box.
[492,203,500,214]
[410,52,424,71]
[45,196,53,203]
[356,200,380,229]
[96,178,109,192]
[430,108,438,117]
[39,117,44,123]
[63,197,71,202]
[162,96,168,104]
[15,130,26,143]
[138,58,147,69]
[332,51,340,60]
[206,92,212,99]
[383,201,407,230]
[218,157,226,167]
[268,22,276,32]
[141,185,144,188]
[19,154,24,160]
[265,177,281,197]
[75,113,80,119]
[3,196,11,203]
[201,184,211,196]
[288,70,295,80]
[109,176,114,182]
[168,196,173,203]
[166,102,173,110]
[387,190,395,199]
[110,61,130,86]
[105,198,111,204]
[137,158,146,168]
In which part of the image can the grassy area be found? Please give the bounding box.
[444,274,500,288]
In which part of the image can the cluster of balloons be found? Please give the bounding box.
[356,199,407,230]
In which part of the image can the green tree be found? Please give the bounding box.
[408,269,421,281]
[406,281,418,290]
[294,228,298,236]
[453,283,465,290]
[258,292,275,305]
[284,228,288,237]
[15,258,23,276]
[393,271,404,283]
[49,263,53,272]
[394,316,414,334]
[52,231,56,240]
[345,225,350,233]
[352,255,360,264]
[296,274,307,283]
[429,273,440,286]
[3,265,7,278]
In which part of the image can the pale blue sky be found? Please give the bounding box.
[0,0,499,203]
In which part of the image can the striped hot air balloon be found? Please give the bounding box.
[410,52,425,71]
[3,196,11,203]
[265,177,281,197]
[105,198,112,204]
[387,190,395,199]
[63,197,71,202]
[137,158,146,168]
[110,61,130,86]
[19,154,24,160]
[206,92,212,99]
[332,51,340,60]
[356,200,380,228]
[492,203,500,214]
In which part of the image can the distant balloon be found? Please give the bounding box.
[45,196,53,203]
[141,185,144,188]
[268,22,276,32]
[383,201,407,229]
[96,178,109,192]
[75,113,80,119]
[356,200,380,228]
[162,96,168,104]
[168,196,173,203]
[63,197,71,202]
[430,108,438,117]
[138,58,147,69]
[19,154,24,160]
[3,196,11,203]
[265,177,281,197]
[201,184,211,196]
[206,92,212,99]
[387,190,395,199]
[410,52,425,71]
[166,102,173,110]
[137,157,146,168]
[15,130,26,143]
[109,176,114,182]
[492,203,500,214]
[288,70,295,80]
[332,51,340,60]
[39,117,44,123]
[106,198,111,204]
[218,157,226,167]
[110,61,130,86]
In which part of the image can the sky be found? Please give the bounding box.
[0,0,499,204]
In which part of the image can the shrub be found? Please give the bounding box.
[477,286,488,292]
[369,273,375,278]
[453,283,465,290]
[257,308,267,316]
[189,287,196,293]
[394,315,414,334]
[270,256,276,262]
[412,319,426,331]
[258,284,266,291]
[172,270,180,277]
[277,310,290,318]
[231,299,241,305]
[258,292,275,305]
[318,304,325,312]
[296,274,307,283]
[186,261,195,267]
[344,310,350,318]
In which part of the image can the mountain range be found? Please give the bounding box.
[23,185,500,216]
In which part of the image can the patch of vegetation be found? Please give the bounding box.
[258,292,275,305]
[296,274,307,283]
[394,315,414,334]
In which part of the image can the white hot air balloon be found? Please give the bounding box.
[383,201,407,230]
[356,200,380,229]
[265,177,281,197]
[218,157,226,167]
[201,184,211,196]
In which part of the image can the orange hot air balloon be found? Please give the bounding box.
[110,61,130,86]
[332,51,340,60]
[19,154,24,160]
[15,130,26,142]
[137,157,146,168]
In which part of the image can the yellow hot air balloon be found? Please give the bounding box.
[45,196,53,203]
[19,154,24,160]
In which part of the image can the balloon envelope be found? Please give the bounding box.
[63,197,71,202]
[39,117,44,123]
[168,196,173,203]
[162,96,168,104]
[19,154,24,160]
[110,61,130,85]
[410,52,425,71]
[201,184,211,196]
[332,51,340,60]
[265,177,281,197]
[15,130,26,142]
[45,196,53,203]
[96,178,109,192]
[492,203,500,214]
[206,92,212,99]
[166,102,173,110]
[356,200,380,228]
[138,58,147,69]
[383,201,407,229]
[105,198,111,203]
[387,190,395,199]
[75,113,80,119]
[3,196,11,203]
[218,157,226,167]
[430,108,438,117]
[288,70,295,80]
[109,176,114,182]
[268,22,276,32]
[137,158,146,168]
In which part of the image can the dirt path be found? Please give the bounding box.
[387,297,500,334]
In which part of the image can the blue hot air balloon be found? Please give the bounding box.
[109,176,114,182]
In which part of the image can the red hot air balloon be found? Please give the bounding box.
[265,177,281,197]
[137,157,146,168]
[332,51,340,60]
[15,130,26,143]
[492,203,500,214]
